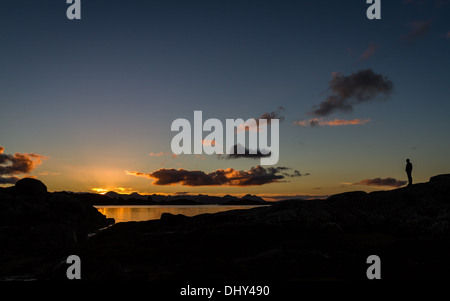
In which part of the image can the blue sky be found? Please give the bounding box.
[1,0,449,199]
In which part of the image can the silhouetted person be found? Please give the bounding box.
[405,159,413,186]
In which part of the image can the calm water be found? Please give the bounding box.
[95,205,266,223]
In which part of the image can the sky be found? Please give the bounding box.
[1,0,450,200]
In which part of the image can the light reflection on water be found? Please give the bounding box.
[95,205,266,223]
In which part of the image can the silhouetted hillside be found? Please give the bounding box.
[2,174,450,280]
[63,191,269,206]
[68,173,450,280]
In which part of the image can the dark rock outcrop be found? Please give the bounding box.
[3,174,450,280]
[13,178,48,196]
[37,173,450,281]
[0,179,114,279]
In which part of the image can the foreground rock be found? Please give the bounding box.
[51,174,450,280]
[2,175,450,280]
[0,179,114,279]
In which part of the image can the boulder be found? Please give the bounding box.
[0,180,114,261]
[13,178,47,196]
[430,174,450,183]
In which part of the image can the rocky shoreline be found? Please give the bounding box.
[0,178,114,280]
[1,175,450,280]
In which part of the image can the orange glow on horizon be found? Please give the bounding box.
[91,188,109,194]
[91,187,135,195]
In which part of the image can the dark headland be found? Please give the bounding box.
[1,175,450,280]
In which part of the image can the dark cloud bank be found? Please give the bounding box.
[310,69,394,117]
[355,177,407,188]
[128,166,307,187]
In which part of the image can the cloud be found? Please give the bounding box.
[0,145,46,184]
[174,191,191,195]
[237,107,285,132]
[37,171,61,176]
[126,166,304,186]
[150,152,170,157]
[126,171,148,177]
[359,43,380,62]
[150,152,178,159]
[202,139,216,146]
[0,176,21,184]
[401,20,432,43]
[218,144,271,160]
[353,177,407,188]
[258,107,285,124]
[310,69,393,116]
[293,120,310,127]
[293,118,371,127]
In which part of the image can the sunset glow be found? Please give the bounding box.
[1,0,449,200]
[1,1,450,283]
[91,187,134,194]
[91,188,109,194]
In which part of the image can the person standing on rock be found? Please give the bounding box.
[406,159,413,186]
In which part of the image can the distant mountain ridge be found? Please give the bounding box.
[55,191,269,205]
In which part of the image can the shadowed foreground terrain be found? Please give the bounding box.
[1,175,450,280]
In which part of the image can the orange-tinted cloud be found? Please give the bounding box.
[126,166,304,186]
[37,171,61,176]
[323,118,371,126]
[293,118,370,127]
[149,152,169,156]
[202,139,216,146]
[0,145,46,184]
[149,152,178,159]
[126,171,148,177]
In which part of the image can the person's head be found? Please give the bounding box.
[406,159,410,163]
